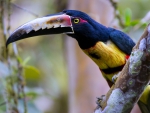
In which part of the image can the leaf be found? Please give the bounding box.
[17,56,31,66]
[17,56,23,64]
[22,56,31,66]
[26,91,38,99]
[24,65,41,86]
[130,20,140,26]
[124,8,132,26]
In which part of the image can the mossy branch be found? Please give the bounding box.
[94,24,150,113]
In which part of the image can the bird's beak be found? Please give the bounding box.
[6,13,74,46]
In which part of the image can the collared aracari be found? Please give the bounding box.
[6,10,149,112]
[6,10,134,84]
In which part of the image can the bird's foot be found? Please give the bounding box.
[112,72,121,83]
[96,95,105,107]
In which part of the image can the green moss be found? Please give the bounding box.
[129,60,141,75]
[127,79,135,87]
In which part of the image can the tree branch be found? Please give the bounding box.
[109,0,125,28]
[94,24,150,113]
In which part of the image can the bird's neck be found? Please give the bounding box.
[70,23,110,49]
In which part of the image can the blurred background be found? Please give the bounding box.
[0,0,150,113]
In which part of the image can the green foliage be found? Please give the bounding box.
[122,7,148,33]
[124,8,132,26]
[0,56,42,113]
[16,56,41,86]
[18,56,44,89]
[24,65,41,86]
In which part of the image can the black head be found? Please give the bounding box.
[63,10,109,49]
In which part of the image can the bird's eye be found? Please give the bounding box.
[73,18,80,24]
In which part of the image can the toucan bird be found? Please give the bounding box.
[6,10,149,112]
[6,10,135,85]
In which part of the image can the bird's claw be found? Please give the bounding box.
[96,95,105,107]
[112,73,120,83]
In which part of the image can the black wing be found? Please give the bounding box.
[108,28,135,55]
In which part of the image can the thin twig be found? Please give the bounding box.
[0,0,11,112]
[17,61,27,113]
[0,0,7,60]
[0,0,28,113]
[109,0,125,28]
[7,0,11,35]
[0,76,10,112]
[7,1,28,112]
[11,3,39,17]
[7,0,19,109]
[12,32,27,113]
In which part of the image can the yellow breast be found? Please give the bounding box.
[83,41,126,70]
